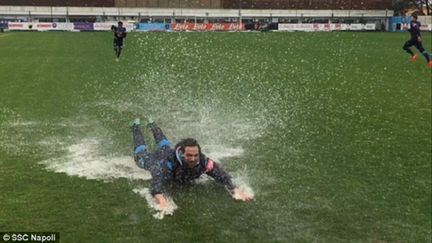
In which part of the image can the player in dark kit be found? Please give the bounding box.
[130,118,253,212]
[111,21,127,62]
[402,15,432,68]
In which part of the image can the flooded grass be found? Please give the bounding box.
[0,31,430,242]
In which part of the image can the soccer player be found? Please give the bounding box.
[130,119,253,212]
[402,15,432,68]
[111,21,127,62]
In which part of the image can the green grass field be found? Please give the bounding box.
[0,31,431,242]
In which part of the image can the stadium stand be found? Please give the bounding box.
[114,0,222,8]
[0,0,115,7]
[0,0,392,10]
[0,0,399,31]
[222,0,393,10]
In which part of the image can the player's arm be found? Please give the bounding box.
[204,158,254,201]
[150,169,171,210]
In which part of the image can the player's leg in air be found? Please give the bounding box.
[113,40,118,61]
[116,41,123,60]
[113,39,123,62]
[414,41,432,68]
[131,118,172,170]
[403,39,418,62]
[131,118,152,170]
[148,121,172,152]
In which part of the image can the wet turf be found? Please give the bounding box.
[0,31,431,242]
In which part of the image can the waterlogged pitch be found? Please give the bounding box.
[0,31,431,242]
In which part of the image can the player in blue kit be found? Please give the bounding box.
[111,21,127,62]
[402,15,432,68]
[130,118,253,211]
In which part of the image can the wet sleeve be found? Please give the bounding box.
[150,167,170,196]
[205,159,236,191]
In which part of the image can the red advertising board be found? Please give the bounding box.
[171,23,244,31]
[8,23,24,28]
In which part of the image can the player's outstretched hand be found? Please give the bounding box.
[231,187,254,202]
[154,193,169,211]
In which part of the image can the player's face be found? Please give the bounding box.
[184,146,199,168]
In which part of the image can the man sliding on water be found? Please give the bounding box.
[131,118,253,212]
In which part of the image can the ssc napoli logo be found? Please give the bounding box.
[52,23,57,28]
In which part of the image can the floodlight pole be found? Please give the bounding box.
[66,7,69,22]
[385,8,389,31]
[270,12,272,25]
[238,0,242,32]
[179,0,183,17]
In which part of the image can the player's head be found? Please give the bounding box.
[411,14,418,20]
[175,138,201,168]
[118,21,123,26]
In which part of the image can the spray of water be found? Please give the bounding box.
[33,121,255,218]
[2,103,261,218]
[40,138,151,181]
[132,187,178,219]
[231,166,256,200]
[1,34,271,218]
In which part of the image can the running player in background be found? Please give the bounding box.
[402,14,432,68]
[111,21,127,62]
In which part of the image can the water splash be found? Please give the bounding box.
[39,138,151,181]
[203,145,244,162]
[132,187,178,219]
[232,166,256,200]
